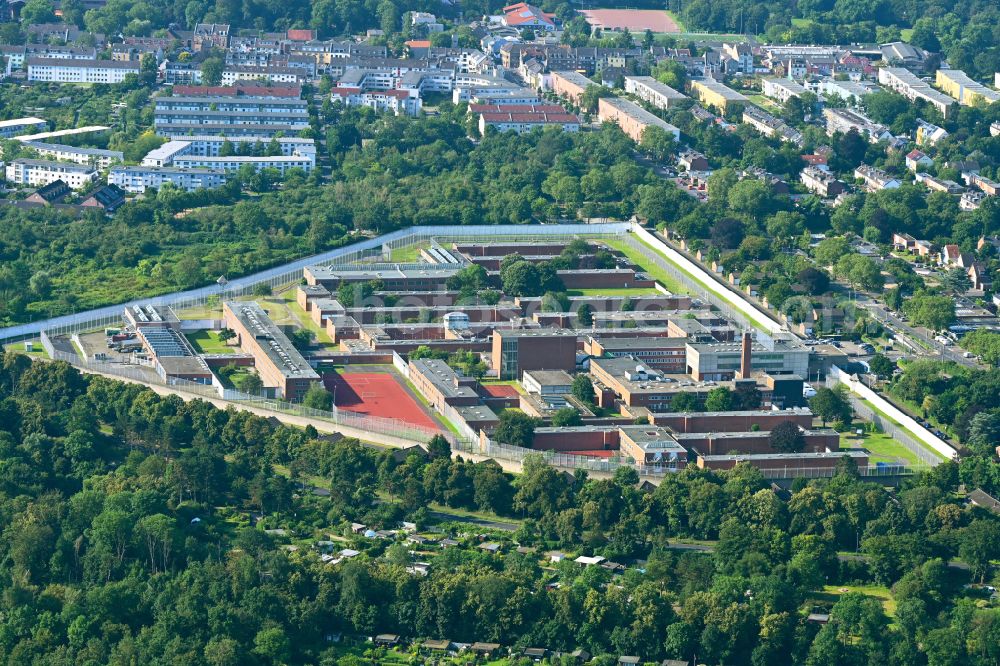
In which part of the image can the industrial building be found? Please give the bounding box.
[222,301,321,401]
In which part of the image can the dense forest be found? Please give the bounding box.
[1,353,1000,664]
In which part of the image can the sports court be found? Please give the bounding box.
[579,9,680,33]
[324,368,441,431]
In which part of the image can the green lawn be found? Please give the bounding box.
[859,398,949,461]
[279,288,335,345]
[3,340,49,359]
[816,584,896,617]
[600,238,690,295]
[388,242,430,263]
[428,502,525,526]
[566,287,660,297]
[185,330,237,355]
[664,9,687,32]
[840,429,922,466]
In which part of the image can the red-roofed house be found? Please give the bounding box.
[502,3,558,31]
[940,244,962,266]
[405,40,432,57]
[906,149,932,171]
[286,29,316,41]
[478,108,580,134]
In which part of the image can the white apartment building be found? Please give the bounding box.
[142,136,316,167]
[221,65,304,85]
[330,87,422,116]
[172,155,314,174]
[854,165,901,192]
[817,79,880,105]
[878,67,955,118]
[5,159,98,189]
[21,141,123,169]
[27,58,140,84]
[623,76,687,110]
[0,117,48,139]
[108,166,227,193]
[761,77,806,104]
[823,107,893,143]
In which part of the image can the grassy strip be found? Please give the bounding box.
[427,502,525,526]
[600,237,690,295]
[816,584,896,617]
[566,287,660,297]
[839,430,922,466]
[279,288,335,345]
[859,398,948,461]
[607,234,773,333]
[185,330,237,355]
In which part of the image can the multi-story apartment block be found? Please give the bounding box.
[221,65,305,85]
[822,107,893,143]
[141,136,314,167]
[689,78,749,113]
[475,104,581,134]
[0,117,47,139]
[1,44,96,73]
[20,141,123,169]
[192,23,230,52]
[597,97,680,143]
[761,77,806,104]
[800,166,846,197]
[330,87,423,116]
[854,165,901,192]
[108,166,227,193]
[550,70,594,105]
[153,95,310,137]
[171,154,313,174]
[818,79,881,105]
[741,106,803,145]
[623,76,687,110]
[5,159,98,189]
[935,69,1000,106]
[27,58,140,84]
[878,67,956,118]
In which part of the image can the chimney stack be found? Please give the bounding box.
[740,330,752,378]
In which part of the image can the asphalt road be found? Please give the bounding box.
[858,299,978,368]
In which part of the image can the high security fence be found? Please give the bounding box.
[826,365,955,466]
[41,331,450,446]
[0,222,631,343]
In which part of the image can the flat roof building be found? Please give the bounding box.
[109,166,227,193]
[585,336,689,373]
[409,358,480,410]
[0,117,47,139]
[5,159,98,189]
[20,141,122,169]
[877,67,955,117]
[935,68,1000,107]
[550,70,594,105]
[597,96,680,143]
[685,338,809,381]
[624,76,687,110]
[27,57,140,84]
[304,265,460,291]
[222,301,320,401]
[491,328,578,380]
[689,78,749,112]
[522,369,574,395]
